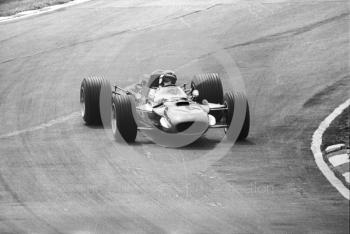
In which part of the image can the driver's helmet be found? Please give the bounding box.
[159,70,177,87]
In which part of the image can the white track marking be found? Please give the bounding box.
[0,112,80,139]
[0,0,93,23]
[311,99,350,200]
[343,172,350,183]
[325,144,346,154]
[328,154,350,167]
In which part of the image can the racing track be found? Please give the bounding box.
[0,0,349,233]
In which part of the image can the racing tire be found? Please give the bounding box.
[112,95,137,143]
[224,91,250,141]
[80,77,111,125]
[191,73,223,121]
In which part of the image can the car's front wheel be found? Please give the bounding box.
[112,95,137,143]
[224,91,250,141]
[191,73,223,121]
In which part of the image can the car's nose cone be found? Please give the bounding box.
[142,105,209,147]
[166,105,208,127]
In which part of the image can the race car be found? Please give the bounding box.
[80,70,250,147]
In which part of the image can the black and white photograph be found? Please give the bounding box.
[0,0,349,233]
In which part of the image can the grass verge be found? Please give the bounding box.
[0,0,74,17]
[321,105,349,151]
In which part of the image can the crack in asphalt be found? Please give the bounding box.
[173,3,222,19]
[0,4,222,65]
[0,27,42,44]
[0,7,347,70]
[189,11,349,62]
[224,12,349,49]
[0,29,132,65]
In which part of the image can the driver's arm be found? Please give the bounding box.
[147,88,157,103]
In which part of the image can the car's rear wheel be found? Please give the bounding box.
[191,73,223,121]
[224,91,250,141]
[112,95,137,143]
[80,77,111,125]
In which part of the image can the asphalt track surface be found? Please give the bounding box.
[0,0,349,233]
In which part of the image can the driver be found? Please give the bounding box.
[158,71,177,87]
[148,71,177,104]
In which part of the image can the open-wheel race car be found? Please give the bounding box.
[80,70,250,147]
